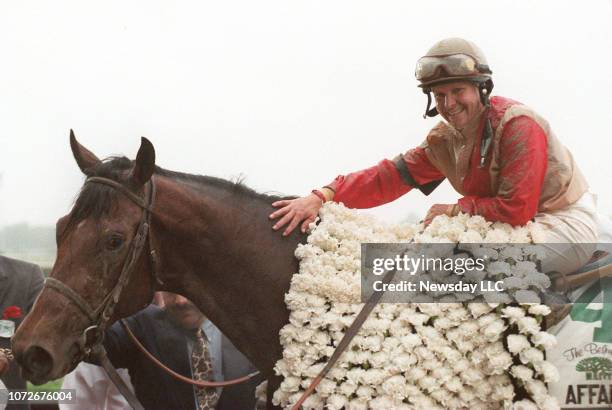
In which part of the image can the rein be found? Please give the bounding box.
[42,175,259,409]
[289,256,402,410]
[120,320,260,388]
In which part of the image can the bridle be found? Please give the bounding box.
[46,176,159,357]
[43,175,258,410]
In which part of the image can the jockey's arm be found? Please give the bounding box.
[327,146,445,208]
[270,146,445,235]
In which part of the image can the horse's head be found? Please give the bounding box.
[12,131,158,384]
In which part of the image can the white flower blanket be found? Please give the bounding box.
[262,203,562,410]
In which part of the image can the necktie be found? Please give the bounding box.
[191,328,220,410]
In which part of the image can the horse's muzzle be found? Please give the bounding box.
[18,345,54,385]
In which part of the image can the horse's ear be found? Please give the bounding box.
[70,129,101,175]
[128,137,156,188]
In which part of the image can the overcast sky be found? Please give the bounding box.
[1,0,611,228]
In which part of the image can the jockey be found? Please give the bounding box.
[270,37,604,274]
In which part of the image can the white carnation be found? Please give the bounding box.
[510,365,533,382]
[528,304,551,316]
[513,290,541,304]
[326,394,348,410]
[507,334,531,354]
[519,347,545,365]
[531,331,557,349]
[517,316,541,335]
[513,399,539,410]
[275,203,554,408]
[501,306,525,322]
[535,361,560,383]
[483,319,507,341]
[381,375,408,400]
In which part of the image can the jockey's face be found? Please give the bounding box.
[431,81,483,130]
[162,292,205,330]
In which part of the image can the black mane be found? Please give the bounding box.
[64,156,293,235]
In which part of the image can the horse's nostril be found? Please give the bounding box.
[23,345,54,378]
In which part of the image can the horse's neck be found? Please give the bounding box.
[152,176,301,374]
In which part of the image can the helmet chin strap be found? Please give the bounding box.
[423,89,439,118]
[478,79,494,107]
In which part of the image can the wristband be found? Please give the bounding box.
[311,189,326,203]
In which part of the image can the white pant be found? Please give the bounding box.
[533,192,610,275]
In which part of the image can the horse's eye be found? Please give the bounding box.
[106,235,124,251]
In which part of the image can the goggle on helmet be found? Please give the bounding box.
[415,38,494,118]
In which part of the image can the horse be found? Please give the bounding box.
[12,132,304,407]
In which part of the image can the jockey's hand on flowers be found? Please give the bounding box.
[424,203,459,226]
[269,194,323,236]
